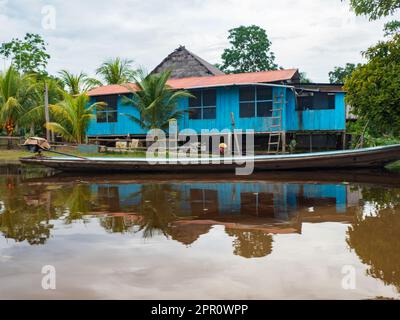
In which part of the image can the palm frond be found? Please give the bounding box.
[45,122,76,142]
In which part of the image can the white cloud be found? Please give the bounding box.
[0,0,398,81]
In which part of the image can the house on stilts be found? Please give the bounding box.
[87,46,347,152]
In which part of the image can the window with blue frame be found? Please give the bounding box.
[94,95,118,123]
[239,86,273,118]
[189,89,217,120]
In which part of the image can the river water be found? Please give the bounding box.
[0,167,399,299]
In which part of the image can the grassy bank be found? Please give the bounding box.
[0,148,146,162]
[0,150,32,162]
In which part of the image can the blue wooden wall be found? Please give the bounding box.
[87,95,147,136]
[87,87,346,136]
[285,92,346,131]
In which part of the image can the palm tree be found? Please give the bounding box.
[122,70,192,130]
[58,70,100,95]
[0,66,34,148]
[45,93,105,144]
[96,57,136,85]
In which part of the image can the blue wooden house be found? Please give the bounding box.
[87,47,347,150]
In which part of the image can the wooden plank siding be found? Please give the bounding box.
[87,87,346,136]
[286,92,346,132]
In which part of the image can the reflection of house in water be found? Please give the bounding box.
[90,181,362,223]
[88,181,362,258]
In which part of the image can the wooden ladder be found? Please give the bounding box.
[267,95,284,154]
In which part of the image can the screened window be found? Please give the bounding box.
[189,90,217,120]
[239,86,273,118]
[297,92,335,111]
[94,95,118,123]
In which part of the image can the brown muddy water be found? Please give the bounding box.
[0,166,400,299]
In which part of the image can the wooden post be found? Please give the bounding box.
[231,112,241,155]
[342,132,346,150]
[44,82,50,142]
[282,131,286,153]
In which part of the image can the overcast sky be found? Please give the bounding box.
[0,0,398,82]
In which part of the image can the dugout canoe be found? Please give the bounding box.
[19,144,400,173]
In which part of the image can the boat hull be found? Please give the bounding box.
[19,145,400,173]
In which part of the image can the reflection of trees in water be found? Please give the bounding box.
[100,216,138,234]
[361,186,400,209]
[0,178,95,245]
[0,180,185,243]
[0,176,55,245]
[53,184,94,223]
[347,205,400,291]
[226,228,273,259]
[132,184,181,238]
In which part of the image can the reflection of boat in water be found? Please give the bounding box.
[20,144,400,172]
[22,168,400,187]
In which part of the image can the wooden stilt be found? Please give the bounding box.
[282,131,286,153]
[342,132,346,150]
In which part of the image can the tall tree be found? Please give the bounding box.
[0,33,50,74]
[346,0,400,20]
[19,75,64,136]
[344,34,400,136]
[329,63,359,84]
[58,70,99,95]
[46,93,105,144]
[122,70,192,131]
[220,25,278,74]
[96,57,136,85]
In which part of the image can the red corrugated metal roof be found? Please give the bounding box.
[87,69,299,96]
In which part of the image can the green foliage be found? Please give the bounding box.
[0,66,36,137]
[220,25,278,74]
[46,93,105,144]
[329,63,359,84]
[0,33,50,74]
[348,119,400,147]
[96,57,136,85]
[347,0,400,20]
[299,72,312,84]
[19,76,64,136]
[122,70,192,131]
[344,34,400,136]
[58,70,99,95]
[384,20,400,36]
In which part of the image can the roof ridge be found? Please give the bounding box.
[167,68,299,81]
[150,46,224,77]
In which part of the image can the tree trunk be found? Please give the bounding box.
[7,136,13,150]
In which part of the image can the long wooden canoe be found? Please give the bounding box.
[19,144,400,173]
